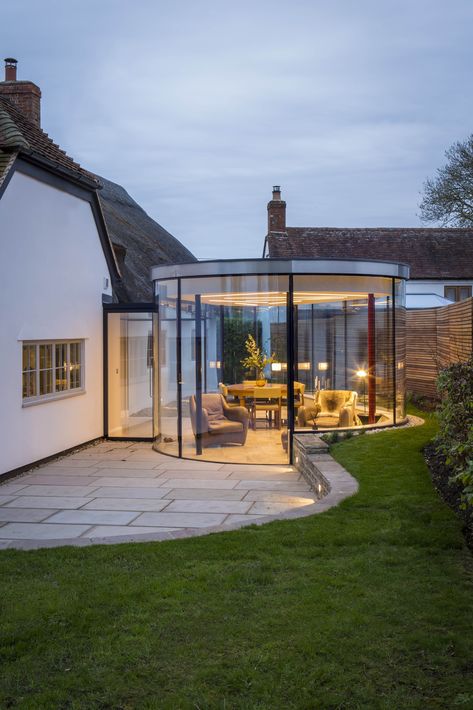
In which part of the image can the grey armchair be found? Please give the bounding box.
[189,393,249,447]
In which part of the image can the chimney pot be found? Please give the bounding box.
[4,57,17,82]
[0,58,41,126]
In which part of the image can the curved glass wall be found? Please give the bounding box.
[153,262,407,465]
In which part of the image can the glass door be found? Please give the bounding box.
[106,310,153,439]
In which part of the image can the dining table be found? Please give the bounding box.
[226,383,301,407]
[227,382,287,407]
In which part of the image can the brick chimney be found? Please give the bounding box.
[0,58,41,127]
[267,185,286,233]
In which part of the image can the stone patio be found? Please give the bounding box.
[0,440,358,549]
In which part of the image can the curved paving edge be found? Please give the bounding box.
[0,415,425,551]
[0,462,358,551]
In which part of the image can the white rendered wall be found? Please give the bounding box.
[406,279,473,296]
[0,171,112,474]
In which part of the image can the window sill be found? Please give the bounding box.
[22,389,86,408]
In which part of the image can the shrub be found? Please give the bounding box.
[436,356,473,509]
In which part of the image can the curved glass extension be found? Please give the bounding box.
[152,259,408,465]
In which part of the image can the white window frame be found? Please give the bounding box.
[22,340,85,407]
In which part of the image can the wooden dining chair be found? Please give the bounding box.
[251,386,282,430]
[218,382,240,406]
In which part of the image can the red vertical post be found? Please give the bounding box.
[368,293,376,424]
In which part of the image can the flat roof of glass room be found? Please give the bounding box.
[151,258,410,282]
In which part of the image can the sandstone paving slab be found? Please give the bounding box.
[82,498,171,512]
[91,487,172,499]
[225,465,294,474]
[68,452,134,462]
[121,451,175,462]
[91,477,168,488]
[222,514,268,525]
[30,466,101,476]
[88,468,162,478]
[153,460,224,470]
[14,485,101,497]
[234,480,310,491]
[154,470,232,480]
[0,495,18,506]
[45,510,140,526]
[249,500,315,515]
[162,478,237,490]
[16,475,102,486]
[5,496,93,509]
[132,512,227,528]
[164,488,246,501]
[226,471,301,481]
[81,526,179,538]
[0,508,55,523]
[0,484,29,495]
[163,499,253,514]
[94,460,159,470]
[0,523,91,540]
[48,459,103,469]
[242,491,318,504]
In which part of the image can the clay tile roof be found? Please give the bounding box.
[267,227,473,279]
[0,148,17,187]
[96,175,197,302]
[0,96,98,187]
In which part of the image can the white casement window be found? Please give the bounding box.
[22,340,84,405]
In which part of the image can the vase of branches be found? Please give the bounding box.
[241,334,275,386]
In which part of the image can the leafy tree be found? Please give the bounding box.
[419,134,473,226]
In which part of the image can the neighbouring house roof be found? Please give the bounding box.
[406,293,453,309]
[266,227,473,279]
[97,176,196,302]
[0,95,196,303]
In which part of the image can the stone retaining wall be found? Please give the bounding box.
[293,434,359,510]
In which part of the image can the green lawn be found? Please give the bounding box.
[1,409,473,709]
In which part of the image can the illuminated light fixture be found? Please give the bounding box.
[397,361,404,370]
[318,362,328,371]
[209,361,221,369]
[356,369,367,414]
[298,362,311,370]
[271,362,282,372]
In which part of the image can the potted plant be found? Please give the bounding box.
[241,334,275,386]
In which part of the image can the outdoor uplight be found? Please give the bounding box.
[356,369,367,378]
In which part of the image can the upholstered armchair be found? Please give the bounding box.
[297,390,362,429]
[189,393,249,447]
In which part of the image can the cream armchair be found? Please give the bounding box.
[297,390,362,429]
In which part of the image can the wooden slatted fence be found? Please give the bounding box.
[406,298,473,398]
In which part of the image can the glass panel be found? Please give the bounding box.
[394,278,406,421]
[69,342,82,389]
[55,343,68,392]
[107,313,153,438]
[445,286,456,302]
[293,275,395,431]
[459,286,472,301]
[22,371,36,399]
[154,280,179,455]
[39,344,53,395]
[177,274,289,464]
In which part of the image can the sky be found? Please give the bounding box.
[1,0,473,259]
